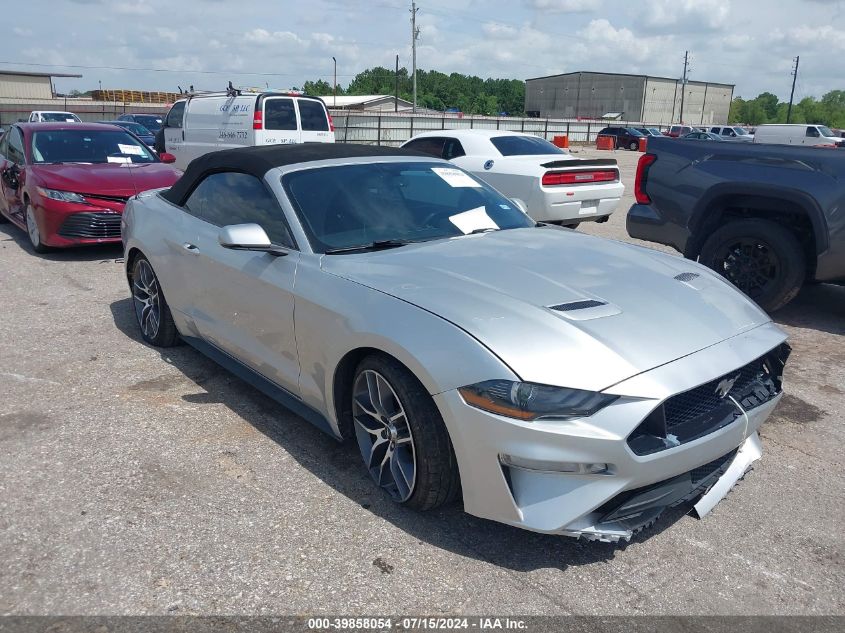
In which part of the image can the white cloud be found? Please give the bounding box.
[482,22,520,39]
[13,27,33,37]
[525,0,600,11]
[642,0,731,30]
[112,1,154,15]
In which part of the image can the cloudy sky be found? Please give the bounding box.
[4,0,844,100]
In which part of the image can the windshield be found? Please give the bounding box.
[107,122,151,135]
[134,115,162,133]
[489,135,565,156]
[41,112,80,122]
[732,127,749,135]
[31,129,158,164]
[818,126,835,138]
[626,128,644,136]
[283,161,535,253]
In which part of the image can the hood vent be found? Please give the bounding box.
[549,299,607,312]
[674,272,700,282]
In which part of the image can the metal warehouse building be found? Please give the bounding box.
[0,69,82,99]
[525,71,734,125]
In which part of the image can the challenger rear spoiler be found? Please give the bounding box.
[541,158,618,169]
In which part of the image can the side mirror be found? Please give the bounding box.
[510,198,528,214]
[218,223,288,256]
[159,152,176,164]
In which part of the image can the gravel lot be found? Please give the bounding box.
[1,148,843,616]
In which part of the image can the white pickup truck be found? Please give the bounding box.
[403,129,624,227]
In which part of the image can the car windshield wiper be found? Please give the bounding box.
[324,239,413,255]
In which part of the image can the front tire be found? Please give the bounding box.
[698,219,805,312]
[629,140,639,151]
[131,256,180,346]
[25,204,50,253]
[352,354,460,510]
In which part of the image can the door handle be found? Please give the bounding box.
[182,242,200,255]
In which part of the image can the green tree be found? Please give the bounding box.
[728,97,746,123]
[755,92,780,120]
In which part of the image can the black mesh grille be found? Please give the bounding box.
[549,299,606,312]
[674,272,700,282]
[627,344,789,456]
[664,355,773,432]
[690,448,738,483]
[58,212,122,239]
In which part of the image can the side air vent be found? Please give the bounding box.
[549,299,607,312]
[674,272,701,282]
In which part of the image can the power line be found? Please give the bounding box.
[0,60,361,78]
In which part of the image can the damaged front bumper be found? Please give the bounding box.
[560,431,763,543]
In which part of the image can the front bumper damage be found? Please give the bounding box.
[560,432,763,542]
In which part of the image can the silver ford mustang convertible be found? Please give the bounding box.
[122,144,790,542]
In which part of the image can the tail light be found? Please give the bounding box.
[634,153,657,204]
[252,110,263,130]
[542,169,618,186]
[327,112,335,132]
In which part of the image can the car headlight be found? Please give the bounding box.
[458,380,617,421]
[36,187,87,204]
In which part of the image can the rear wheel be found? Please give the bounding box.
[352,354,460,510]
[25,203,49,253]
[699,219,805,312]
[629,140,639,151]
[131,256,180,346]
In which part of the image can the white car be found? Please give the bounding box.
[402,130,624,227]
[28,111,82,123]
[709,126,754,141]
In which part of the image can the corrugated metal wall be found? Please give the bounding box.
[0,74,53,100]
[525,73,645,120]
[527,73,734,125]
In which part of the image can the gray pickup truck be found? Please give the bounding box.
[627,137,845,311]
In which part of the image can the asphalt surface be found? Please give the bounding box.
[1,148,843,616]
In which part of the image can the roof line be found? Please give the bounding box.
[525,70,734,88]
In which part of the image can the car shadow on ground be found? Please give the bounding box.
[0,223,123,262]
[773,283,845,336]
[110,297,695,572]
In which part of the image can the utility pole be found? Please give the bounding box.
[678,51,689,124]
[395,54,399,112]
[787,55,799,123]
[410,1,419,112]
[332,56,337,107]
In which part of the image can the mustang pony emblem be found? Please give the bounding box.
[715,374,740,399]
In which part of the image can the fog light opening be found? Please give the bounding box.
[499,454,610,475]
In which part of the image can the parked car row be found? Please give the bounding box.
[0,97,795,543]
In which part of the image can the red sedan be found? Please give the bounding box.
[0,122,181,253]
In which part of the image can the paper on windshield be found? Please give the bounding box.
[432,167,482,188]
[118,144,144,156]
[449,206,498,234]
[107,156,132,164]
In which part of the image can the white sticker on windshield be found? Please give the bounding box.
[449,206,498,234]
[432,167,482,188]
[107,156,132,164]
[118,143,144,156]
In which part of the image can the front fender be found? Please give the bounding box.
[293,259,519,435]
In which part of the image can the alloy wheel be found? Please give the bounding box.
[25,205,40,249]
[352,369,417,502]
[713,237,780,298]
[132,259,161,339]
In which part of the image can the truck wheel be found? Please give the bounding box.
[699,219,805,312]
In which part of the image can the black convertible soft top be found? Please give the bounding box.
[162,143,428,205]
